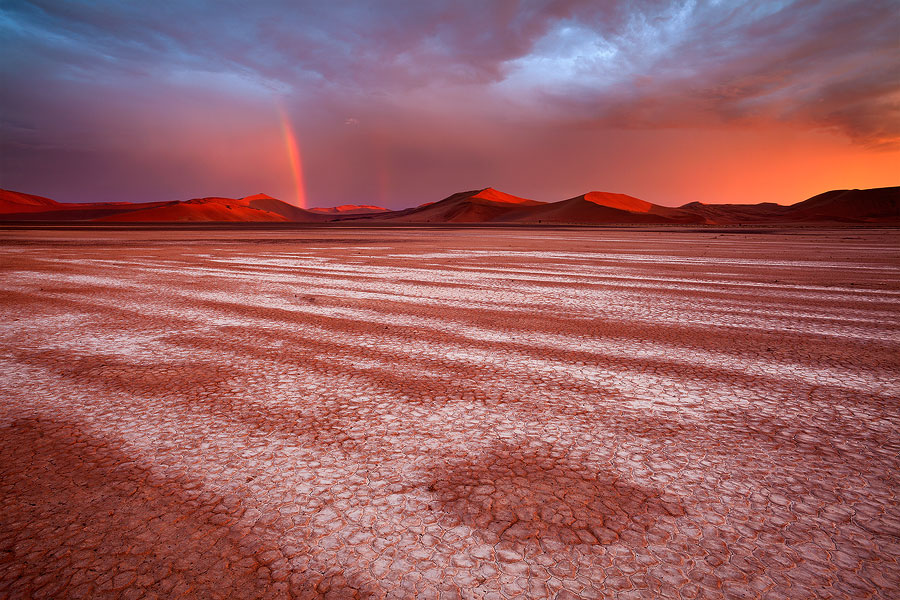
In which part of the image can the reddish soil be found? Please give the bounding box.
[1,226,898,599]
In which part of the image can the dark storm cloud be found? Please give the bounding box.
[4,0,894,133]
[3,1,615,94]
[0,0,896,205]
[528,1,899,147]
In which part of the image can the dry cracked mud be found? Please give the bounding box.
[1,226,898,599]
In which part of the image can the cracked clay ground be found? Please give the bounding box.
[0,227,898,599]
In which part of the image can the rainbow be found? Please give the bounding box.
[277,102,307,208]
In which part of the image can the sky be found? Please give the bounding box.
[1,0,898,209]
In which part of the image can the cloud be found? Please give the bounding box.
[0,0,896,206]
[4,0,894,142]
[505,1,900,147]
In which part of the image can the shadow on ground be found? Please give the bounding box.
[0,417,375,599]
[423,440,684,548]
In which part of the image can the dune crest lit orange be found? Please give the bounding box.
[277,102,307,208]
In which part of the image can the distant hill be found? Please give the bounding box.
[496,191,704,224]
[0,189,61,212]
[1,186,897,224]
[674,202,792,224]
[96,197,283,222]
[308,204,390,215]
[237,193,328,221]
[0,189,176,220]
[383,188,545,223]
[783,187,900,222]
[674,187,900,224]
[0,191,329,222]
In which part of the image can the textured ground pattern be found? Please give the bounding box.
[1,227,899,599]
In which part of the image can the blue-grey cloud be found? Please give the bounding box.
[0,1,896,206]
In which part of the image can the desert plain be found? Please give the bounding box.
[0,225,898,599]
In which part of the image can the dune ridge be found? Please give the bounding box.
[1,186,897,224]
[308,205,391,215]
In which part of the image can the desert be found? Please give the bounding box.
[3,2,900,597]
[1,225,898,598]
[2,186,898,225]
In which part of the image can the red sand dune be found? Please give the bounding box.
[0,189,175,220]
[235,195,330,222]
[497,191,703,224]
[0,189,62,213]
[95,195,330,223]
[241,193,278,202]
[308,205,390,215]
[386,188,546,223]
[0,190,330,223]
[580,191,703,222]
[95,199,287,223]
[470,188,543,205]
[672,187,900,224]
[675,202,792,224]
[386,188,709,224]
[582,191,654,212]
[784,187,900,222]
[1,186,897,224]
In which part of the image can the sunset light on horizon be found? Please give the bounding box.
[2,3,899,598]
[1,0,897,208]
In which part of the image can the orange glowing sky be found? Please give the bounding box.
[1,1,897,208]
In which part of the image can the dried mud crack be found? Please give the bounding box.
[1,227,898,599]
